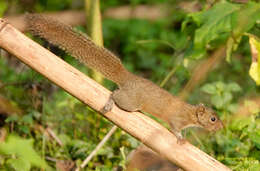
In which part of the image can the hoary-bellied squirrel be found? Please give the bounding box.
[25,14,223,143]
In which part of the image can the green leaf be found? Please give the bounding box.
[191,1,240,50]
[211,94,224,109]
[201,84,217,94]
[227,2,260,62]
[185,48,206,60]
[248,34,260,85]
[226,82,241,92]
[5,115,19,123]
[22,115,34,125]
[19,125,30,134]
[249,132,260,149]
[215,81,225,91]
[230,117,252,131]
[233,3,260,38]
[222,92,233,104]
[186,1,260,59]
[6,158,30,171]
[0,135,51,170]
[227,103,238,113]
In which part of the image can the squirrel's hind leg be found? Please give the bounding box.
[112,89,141,112]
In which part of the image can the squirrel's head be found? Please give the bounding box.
[196,104,223,131]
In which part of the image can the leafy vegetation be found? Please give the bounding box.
[1,0,260,170]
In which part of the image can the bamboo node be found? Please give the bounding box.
[0,19,8,33]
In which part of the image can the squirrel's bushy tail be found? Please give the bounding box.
[25,13,129,85]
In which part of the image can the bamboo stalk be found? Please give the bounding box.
[78,0,110,168]
[85,0,104,84]
[0,19,230,171]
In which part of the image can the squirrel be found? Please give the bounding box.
[24,13,223,143]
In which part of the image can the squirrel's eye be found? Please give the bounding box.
[210,117,216,122]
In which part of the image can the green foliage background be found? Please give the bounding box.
[1,0,260,170]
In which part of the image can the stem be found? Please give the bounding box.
[85,0,104,83]
[78,125,118,170]
[79,1,113,169]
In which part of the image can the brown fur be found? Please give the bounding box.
[25,14,223,140]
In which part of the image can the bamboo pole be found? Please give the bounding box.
[0,19,230,171]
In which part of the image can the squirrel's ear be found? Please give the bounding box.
[196,103,205,115]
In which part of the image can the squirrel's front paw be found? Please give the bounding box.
[176,137,187,145]
[170,129,186,145]
[101,96,114,113]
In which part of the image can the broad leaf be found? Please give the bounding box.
[226,83,241,92]
[183,1,260,59]
[0,135,51,170]
[227,2,260,61]
[211,94,224,109]
[201,84,217,94]
[249,132,260,149]
[6,158,30,171]
[193,2,239,50]
[230,117,252,131]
